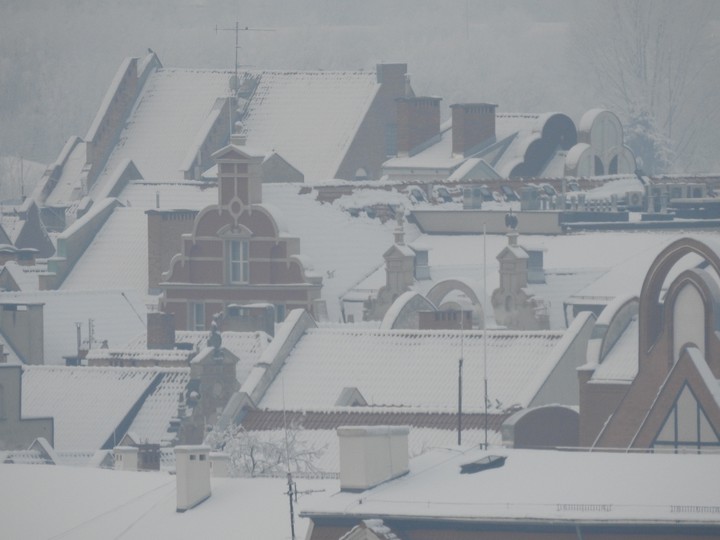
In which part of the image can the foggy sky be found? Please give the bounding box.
[1,0,719,170]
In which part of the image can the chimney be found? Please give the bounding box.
[113,446,139,471]
[0,302,44,364]
[396,97,442,156]
[337,426,409,491]
[175,445,212,512]
[210,452,231,477]
[147,311,175,350]
[451,103,497,157]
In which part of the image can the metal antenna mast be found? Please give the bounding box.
[215,21,275,85]
[483,223,488,449]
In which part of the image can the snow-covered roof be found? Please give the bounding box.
[1,464,330,539]
[121,181,218,209]
[240,425,502,474]
[239,70,380,182]
[0,289,147,364]
[262,184,406,321]
[44,141,87,207]
[2,261,41,291]
[382,112,560,178]
[93,68,233,188]
[303,447,720,525]
[126,369,190,445]
[592,315,639,382]
[351,230,720,330]
[258,327,566,413]
[123,330,271,383]
[61,207,149,292]
[21,366,187,450]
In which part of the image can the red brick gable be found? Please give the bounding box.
[631,347,720,449]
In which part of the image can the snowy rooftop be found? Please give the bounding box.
[21,366,188,450]
[303,446,720,525]
[351,230,720,329]
[93,68,233,188]
[258,327,567,413]
[0,289,147,364]
[88,66,380,189]
[2,464,330,540]
[124,330,272,383]
[239,70,380,182]
[61,207,150,293]
[382,112,550,176]
[1,261,42,292]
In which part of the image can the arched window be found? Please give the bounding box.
[609,155,618,175]
[594,156,604,175]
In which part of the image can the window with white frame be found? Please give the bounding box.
[227,238,249,284]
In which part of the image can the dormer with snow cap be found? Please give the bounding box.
[213,135,265,207]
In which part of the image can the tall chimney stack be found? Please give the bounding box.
[451,103,497,157]
[396,97,442,156]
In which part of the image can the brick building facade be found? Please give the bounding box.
[160,143,322,330]
[580,237,720,451]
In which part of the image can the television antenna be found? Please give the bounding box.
[215,21,275,91]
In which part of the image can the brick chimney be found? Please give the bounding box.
[451,103,497,157]
[337,426,409,491]
[147,311,175,350]
[396,97,442,156]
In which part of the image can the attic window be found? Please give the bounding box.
[460,455,506,474]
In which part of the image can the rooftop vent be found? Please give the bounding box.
[460,454,506,474]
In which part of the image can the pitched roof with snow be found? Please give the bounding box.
[89,66,379,189]
[123,330,271,383]
[0,289,147,364]
[303,447,720,526]
[21,366,188,450]
[239,70,380,182]
[94,68,233,188]
[258,327,566,413]
[61,207,149,292]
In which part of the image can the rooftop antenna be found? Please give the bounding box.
[483,222,488,449]
[215,22,274,136]
[457,305,464,445]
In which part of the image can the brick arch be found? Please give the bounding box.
[426,279,485,328]
[662,268,720,372]
[639,238,720,355]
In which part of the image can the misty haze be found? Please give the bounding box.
[1,1,719,539]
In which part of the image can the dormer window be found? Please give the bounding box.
[228,239,249,283]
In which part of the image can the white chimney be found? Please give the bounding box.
[113,446,138,471]
[210,452,231,478]
[337,426,409,491]
[175,445,211,512]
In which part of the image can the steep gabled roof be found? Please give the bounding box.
[239,70,380,182]
[258,327,567,413]
[20,366,188,450]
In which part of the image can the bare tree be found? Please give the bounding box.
[571,0,720,173]
[205,421,326,477]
